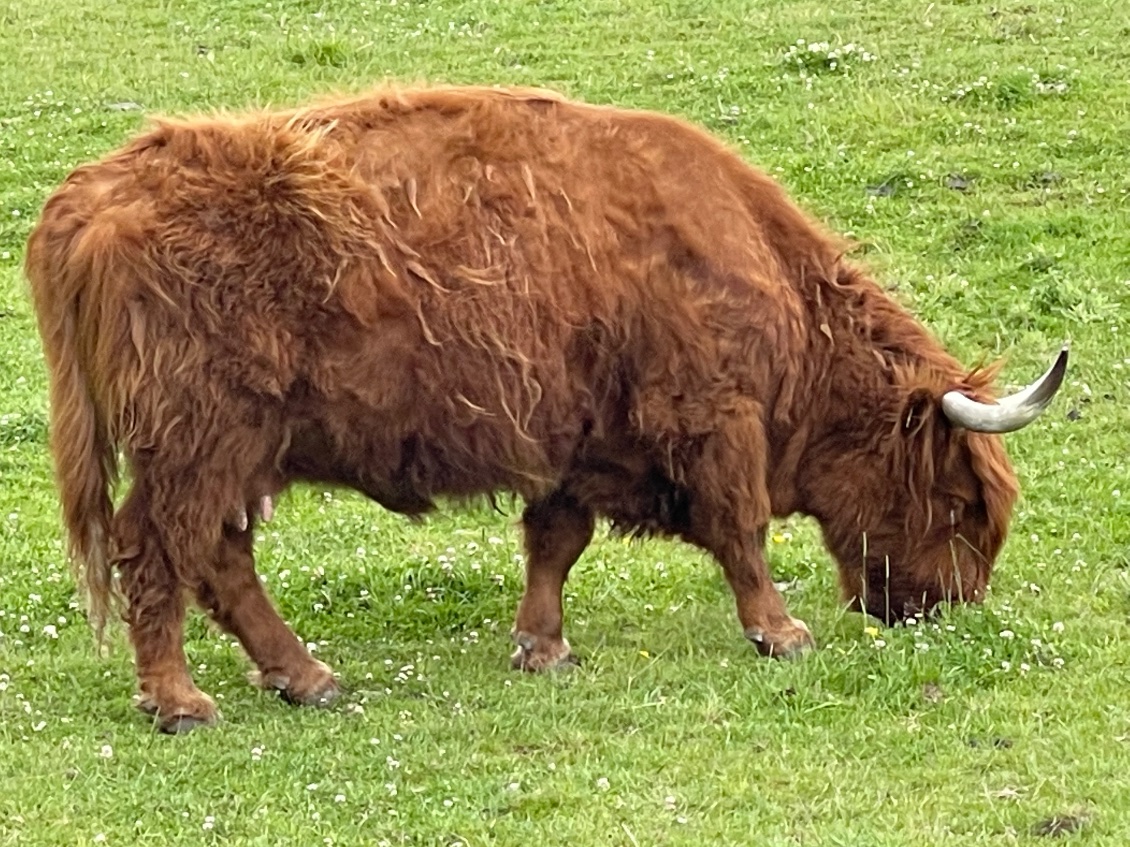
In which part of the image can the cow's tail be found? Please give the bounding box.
[25,208,120,646]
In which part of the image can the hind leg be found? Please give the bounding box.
[511,490,594,671]
[114,487,218,734]
[195,518,340,707]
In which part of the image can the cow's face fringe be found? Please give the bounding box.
[799,354,1018,623]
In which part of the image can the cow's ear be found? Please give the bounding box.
[900,387,937,436]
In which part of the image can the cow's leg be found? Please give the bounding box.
[682,414,815,659]
[194,519,340,707]
[113,486,218,734]
[705,528,814,659]
[511,490,595,671]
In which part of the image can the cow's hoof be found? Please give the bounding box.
[159,713,216,735]
[744,617,815,659]
[510,631,579,672]
[250,660,341,707]
[136,689,219,733]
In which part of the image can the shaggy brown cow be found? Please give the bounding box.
[26,85,1066,732]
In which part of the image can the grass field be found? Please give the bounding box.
[2,0,1129,844]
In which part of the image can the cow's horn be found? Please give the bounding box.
[941,345,1069,433]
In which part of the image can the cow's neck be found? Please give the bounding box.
[764,263,967,517]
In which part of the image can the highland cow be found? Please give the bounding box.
[25,85,1066,732]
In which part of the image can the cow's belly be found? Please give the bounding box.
[277,414,569,514]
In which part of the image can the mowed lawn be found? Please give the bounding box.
[1,0,1129,844]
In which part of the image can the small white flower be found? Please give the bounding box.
[1052,621,1065,633]
[202,816,215,831]
[334,794,346,803]
[999,629,1015,639]
[306,783,319,791]
[99,744,113,759]
[596,777,610,791]
[42,625,58,639]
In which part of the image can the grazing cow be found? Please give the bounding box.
[25,85,1066,732]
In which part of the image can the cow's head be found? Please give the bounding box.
[801,347,1067,624]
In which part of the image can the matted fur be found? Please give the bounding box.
[28,84,1019,659]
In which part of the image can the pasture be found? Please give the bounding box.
[1,0,1128,843]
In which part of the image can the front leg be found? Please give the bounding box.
[511,491,594,671]
[717,529,814,659]
[683,411,814,659]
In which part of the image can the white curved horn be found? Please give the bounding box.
[941,345,1069,433]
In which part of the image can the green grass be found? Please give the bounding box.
[2,0,1130,843]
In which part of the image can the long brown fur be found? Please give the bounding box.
[26,84,1019,721]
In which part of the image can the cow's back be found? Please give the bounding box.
[301,87,827,436]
